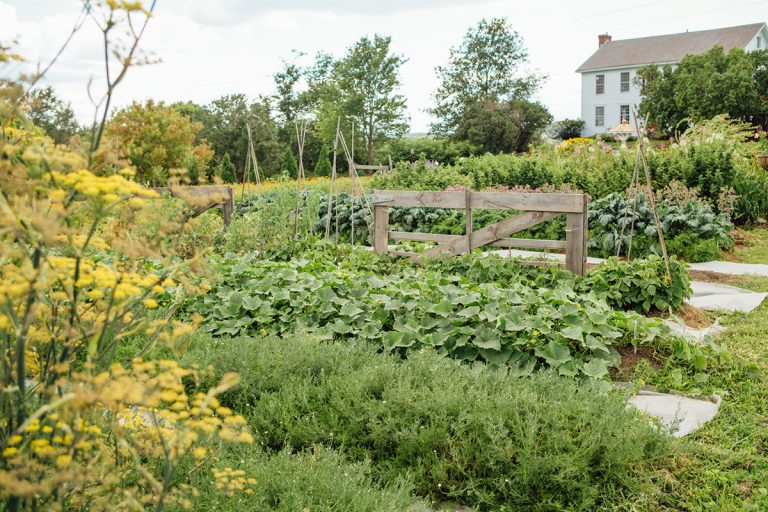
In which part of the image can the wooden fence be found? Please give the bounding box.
[371,189,589,275]
[150,185,235,226]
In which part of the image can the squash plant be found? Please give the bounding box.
[193,253,716,380]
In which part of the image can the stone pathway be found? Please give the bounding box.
[625,389,721,438]
[689,281,768,313]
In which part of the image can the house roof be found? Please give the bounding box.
[576,22,767,72]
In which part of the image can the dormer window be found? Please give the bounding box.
[596,74,605,94]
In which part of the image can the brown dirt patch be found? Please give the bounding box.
[647,302,712,328]
[689,269,743,285]
[674,303,711,328]
[610,345,663,380]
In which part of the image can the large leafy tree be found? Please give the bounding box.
[328,35,409,164]
[106,99,212,185]
[24,86,80,144]
[275,37,409,165]
[638,47,768,135]
[430,18,547,152]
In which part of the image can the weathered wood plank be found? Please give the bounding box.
[355,164,389,170]
[469,192,586,213]
[388,231,455,243]
[488,238,567,250]
[390,251,417,258]
[373,206,389,254]
[372,190,466,208]
[417,211,559,262]
[565,207,587,275]
[372,190,588,213]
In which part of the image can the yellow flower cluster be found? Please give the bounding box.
[557,137,595,153]
[212,467,257,497]
[49,169,158,205]
[0,359,253,507]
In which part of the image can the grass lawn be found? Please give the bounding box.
[727,227,768,264]
[636,278,768,511]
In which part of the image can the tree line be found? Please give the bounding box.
[22,17,551,185]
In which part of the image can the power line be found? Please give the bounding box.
[572,0,672,21]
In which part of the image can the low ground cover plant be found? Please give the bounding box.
[182,334,674,510]
[192,249,712,380]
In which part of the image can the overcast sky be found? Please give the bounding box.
[2,0,767,132]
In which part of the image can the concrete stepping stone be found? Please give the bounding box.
[689,261,768,276]
[689,281,767,313]
[663,318,725,341]
[626,390,721,437]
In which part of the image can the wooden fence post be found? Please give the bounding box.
[565,195,588,275]
[222,186,234,226]
[373,205,389,253]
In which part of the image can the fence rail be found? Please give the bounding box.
[150,185,235,226]
[371,189,589,275]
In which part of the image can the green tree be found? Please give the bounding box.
[638,47,768,135]
[106,99,213,185]
[552,118,585,140]
[457,98,552,153]
[24,86,80,144]
[195,94,282,177]
[218,152,237,183]
[314,144,332,176]
[281,147,298,178]
[301,36,408,165]
[430,18,544,136]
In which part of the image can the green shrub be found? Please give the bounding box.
[377,137,479,165]
[281,147,298,178]
[183,334,673,510]
[666,233,723,263]
[314,144,332,176]
[185,443,421,511]
[585,256,692,314]
[372,159,474,191]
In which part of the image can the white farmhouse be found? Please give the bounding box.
[576,22,768,137]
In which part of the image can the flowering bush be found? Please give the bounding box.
[0,3,255,510]
[754,129,768,154]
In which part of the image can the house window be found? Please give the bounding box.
[620,105,630,124]
[595,106,605,127]
[758,36,762,49]
[620,71,630,92]
[596,74,605,94]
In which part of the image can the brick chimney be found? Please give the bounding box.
[598,33,612,47]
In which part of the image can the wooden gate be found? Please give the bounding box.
[371,189,589,275]
[151,185,235,226]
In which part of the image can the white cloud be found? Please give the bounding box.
[2,0,766,132]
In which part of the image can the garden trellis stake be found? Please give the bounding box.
[615,110,671,281]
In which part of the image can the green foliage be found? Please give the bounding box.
[430,18,544,139]
[280,147,298,178]
[585,256,692,314]
[24,86,80,144]
[456,98,552,153]
[185,334,673,510]
[187,444,420,511]
[190,94,284,177]
[552,118,585,140]
[314,144,332,176]
[217,152,237,183]
[373,160,474,190]
[637,47,768,134]
[192,251,699,379]
[105,99,213,185]
[376,137,479,164]
[588,192,733,260]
